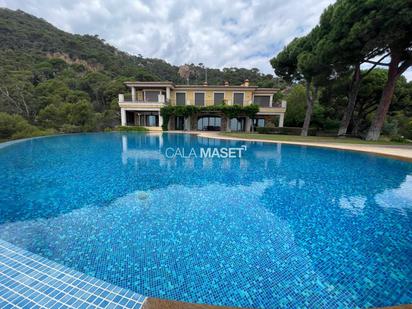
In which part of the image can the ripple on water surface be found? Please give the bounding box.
[0,132,411,308]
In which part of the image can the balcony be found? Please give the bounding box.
[174,99,243,106]
[118,94,170,108]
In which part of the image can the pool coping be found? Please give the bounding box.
[0,238,235,309]
[190,131,412,163]
[0,239,147,308]
[3,131,412,162]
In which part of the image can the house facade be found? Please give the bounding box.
[118,80,286,131]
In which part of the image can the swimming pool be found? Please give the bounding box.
[0,132,411,308]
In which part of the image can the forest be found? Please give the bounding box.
[0,2,411,141]
[271,0,411,140]
[0,8,277,139]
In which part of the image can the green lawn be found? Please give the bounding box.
[220,132,412,145]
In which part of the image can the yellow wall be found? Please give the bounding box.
[170,89,254,106]
[137,90,143,101]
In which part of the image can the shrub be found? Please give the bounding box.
[114,126,148,132]
[0,112,37,139]
[382,118,399,137]
[37,104,64,129]
[0,112,55,140]
[11,128,56,139]
[60,124,82,133]
[390,135,408,143]
[99,110,119,129]
[256,126,316,135]
[37,100,100,132]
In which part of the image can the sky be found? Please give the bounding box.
[1,0,411,80]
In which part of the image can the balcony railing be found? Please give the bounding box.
[119,94,287,109]
[122,100,168,104]
[173,99,246,106]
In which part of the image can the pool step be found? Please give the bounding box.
[0,239,146,308]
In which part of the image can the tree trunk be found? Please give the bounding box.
[365,51,402,141]
[351,104,364,136]
[338,64,361,136]
[301,81,317,137]
[351,118,360,136]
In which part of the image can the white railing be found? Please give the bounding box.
[123,100,166,104]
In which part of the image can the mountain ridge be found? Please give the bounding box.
[0,8,278,86]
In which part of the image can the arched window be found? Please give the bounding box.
[230,118,245,131]
[197,116,221,131]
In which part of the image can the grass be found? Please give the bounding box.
[220,132,412,146]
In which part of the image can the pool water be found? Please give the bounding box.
[0,132,411,308]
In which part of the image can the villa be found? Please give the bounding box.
[118,80,287,131]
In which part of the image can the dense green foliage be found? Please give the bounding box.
[160,104,259,131]
[0,112,54,139]
[0,8,276,139]
[114,126,149,132]
[271,0,412,140]
[284,85,306,127]
[284,70,412,139]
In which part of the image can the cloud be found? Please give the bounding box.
[0,0,336,74]
[403,69,412,82]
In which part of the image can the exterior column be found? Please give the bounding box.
[159,112,163,128]
[166,87,171,103]
[121,108,126,126]
[245,117,251,132]
[279,113,285,127]
[184,116,190,131]
[269,95,273,107]
[131,87,136,102]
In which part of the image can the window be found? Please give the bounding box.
[147,115,157,126]
[253,118,265,129]
[136,112,159,126]
[175,116,184,130]
[145,91,160,102]
[230,118,245,131]
[253,96,271,107]
[176,92,186,105]
[197,116,221,131]
[195,92,205,106]
[233,93,244,105]
[214,92,225,105]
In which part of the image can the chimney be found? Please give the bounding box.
[243,79,250,87]
[224,81,229,86]
[203,81,208,86]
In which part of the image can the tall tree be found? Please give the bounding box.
[271,37,311,135]
[316,1,390,136]
[271,26,331,136]
[364,0,412,140]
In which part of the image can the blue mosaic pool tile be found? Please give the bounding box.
[0,239,146,308]
[0,133,411,308]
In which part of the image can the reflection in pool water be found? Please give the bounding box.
[0,132,411,308]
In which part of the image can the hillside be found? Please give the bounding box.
[0,8,277,85]
[0,8,282,137]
